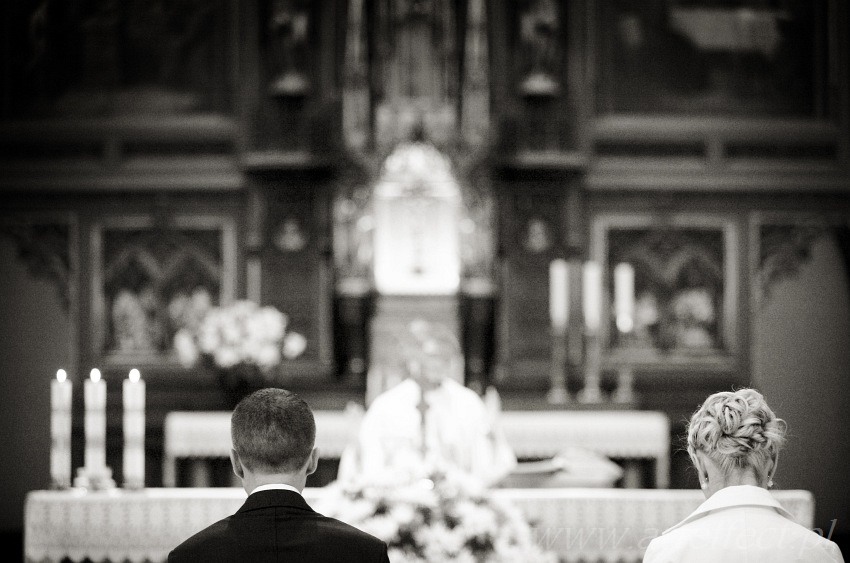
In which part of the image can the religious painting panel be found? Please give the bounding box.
[90,214,236,368]
[4,0,233,119]
[590,213,739,368]
[496,188,567,388]
[250,185,336,381]
[596,0,833,118]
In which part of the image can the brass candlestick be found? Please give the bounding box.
[73,466,116,491]
[613,330,636,404]
[577,331,603,404]
[613,365,635,404]
[547,326,569,404]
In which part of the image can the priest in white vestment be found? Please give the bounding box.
[338,320,517,487]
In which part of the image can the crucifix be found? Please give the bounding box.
[410,360,430,457]
[416,386,429,457]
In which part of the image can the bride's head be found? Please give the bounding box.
[687,388,786,497]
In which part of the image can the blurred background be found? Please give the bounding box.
[0,0,848,558]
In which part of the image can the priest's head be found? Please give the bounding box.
[229,388,319,493]
[404,319,463,391]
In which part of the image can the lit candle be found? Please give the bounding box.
[84,368,107,473]
[50,369,72,488]
[582,261,602,333]
[549,259,569,330]
[122,368,145,489]
[614,263,635,334]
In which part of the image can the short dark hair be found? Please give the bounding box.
[231,388,316,473]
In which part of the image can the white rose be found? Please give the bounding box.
[222,322,242,346]
[388,503,416,526]
[191,288,212,311]
[418,523,462,559]
[359,515,400,543]
[255,344,281,370]
[173,329,199,368]
[386,548,417,563]
[260,307,286,341]
[168,294,190,324]
[197,323,219,354]
[214,347,240,369]
[282,332,307,359]
[243,340,264,363]
[339,498,379,523]
[231,300,250,315]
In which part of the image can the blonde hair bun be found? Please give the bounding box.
[688,388,786,475]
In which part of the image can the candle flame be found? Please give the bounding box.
[56,369,67,383]
[90,368,101,383]
[616,315,634,334]
[129,368,141,383]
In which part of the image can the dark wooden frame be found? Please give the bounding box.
[591,212,740,372]
[89,213,237,370]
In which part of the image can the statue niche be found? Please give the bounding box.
[366,142,464,404]
[372,143,461,296]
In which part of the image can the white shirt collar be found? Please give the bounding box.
[664,485,796,534]
[250,483,302,496]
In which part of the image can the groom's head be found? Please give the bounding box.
[231,388,316,476]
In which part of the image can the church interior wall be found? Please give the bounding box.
[0,0,848,557]
[752,236,850,540]
[0,239,64,539]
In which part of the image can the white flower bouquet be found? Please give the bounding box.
[318,470,557,563]
[173,299,306,374]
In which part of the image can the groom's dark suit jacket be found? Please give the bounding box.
[168,489,390,562]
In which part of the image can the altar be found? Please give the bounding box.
[24,487,815,563]
[163,409,671,488]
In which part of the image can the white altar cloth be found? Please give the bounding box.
[24,487,814,563]
[163,409,671,488]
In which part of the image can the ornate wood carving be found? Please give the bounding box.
[757,218,826,304]
[0,223,72,310]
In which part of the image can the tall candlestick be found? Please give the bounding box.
[548,328,569,405]
[582,261,602,333]
[577,332,604,404]
[549,259,569,331]
[614,263,635,335]
[50,369,72,489]
[123,368,145,489]
[84,368,107,473]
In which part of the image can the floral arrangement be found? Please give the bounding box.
[172,297,306,375]
[318,470,557,563]
[671,287,716,348]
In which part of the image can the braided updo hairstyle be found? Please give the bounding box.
[687,388,786,478]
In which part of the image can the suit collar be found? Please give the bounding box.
[664,485,796,534]
[237,489,316,515]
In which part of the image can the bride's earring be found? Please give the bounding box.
[768,478,774,488]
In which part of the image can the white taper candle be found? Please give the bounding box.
[84,368,107,472]
[122,368,145,488]
[549,259,569,330]
[614,263,635,334]
[50,369,72,488]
